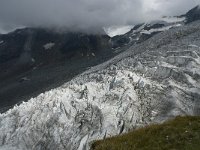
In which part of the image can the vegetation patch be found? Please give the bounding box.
[91,116,200,150]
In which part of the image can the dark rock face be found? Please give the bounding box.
[0,28,112,112]
[186,5,200,23]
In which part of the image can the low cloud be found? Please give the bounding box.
[0,0,199,33]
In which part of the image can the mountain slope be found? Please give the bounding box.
[0,28,113,112]
[111,16,185,48]
[0,19,200,150]
[1,5,199,113]
[111,5,200,49]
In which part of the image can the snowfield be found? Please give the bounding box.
[0,21,200,150]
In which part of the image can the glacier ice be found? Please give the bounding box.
[0,21,200,150]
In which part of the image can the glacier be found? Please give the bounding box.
[0,21,200,150]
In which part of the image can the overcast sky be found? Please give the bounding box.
[0,0,199,33]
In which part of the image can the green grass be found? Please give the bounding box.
[91,116,200,150]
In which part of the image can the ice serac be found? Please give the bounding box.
[1,22,200,150]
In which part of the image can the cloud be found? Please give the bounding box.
[0,0,199,33]
[143,0,200,17]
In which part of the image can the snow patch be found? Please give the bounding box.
[43,43,55,50]
[141,26,172,35]
[131,24,146,35]
[104,25,134,37]
[31,58,35,63]
[141,24,181,35]
[188,44,199,48]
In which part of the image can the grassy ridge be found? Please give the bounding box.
[91,116,200,150]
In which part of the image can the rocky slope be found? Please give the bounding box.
[0,29,113,112]
[0,18,200,149]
